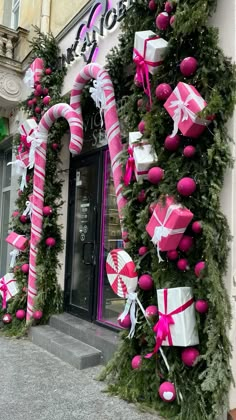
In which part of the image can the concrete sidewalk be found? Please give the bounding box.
[0,336,158,420]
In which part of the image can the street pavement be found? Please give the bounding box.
[0,335,158,420]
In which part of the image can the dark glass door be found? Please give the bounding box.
[65,151,102,320]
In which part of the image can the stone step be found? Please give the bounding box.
[49,313,120,364]
[29,325,102,370]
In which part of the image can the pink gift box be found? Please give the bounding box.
[31,58,44,85]
[164,82,211,138]
[0,273,18,309]
[6,232,28,251]
[146,196,193,252]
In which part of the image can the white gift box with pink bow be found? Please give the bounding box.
[133,31,168,75]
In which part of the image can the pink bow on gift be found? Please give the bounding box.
[18,128,35,154]
[124,147,135,186]
[0,282,8,309]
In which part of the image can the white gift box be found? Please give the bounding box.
[157,287,199,347]
[0,273,18,305]
[19,119,38,138]
[129,131,142,147]
[133,30,168,75]
[133,144,157,181]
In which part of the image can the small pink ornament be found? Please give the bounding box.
[34,89,41,97]
[159,382,176,402]
[178,235,193,252]
[131,355,142,370]
[183,145,196,158]
[164,134,180,151]
[177,258,189,271]
[156,12,170,31]
[148,0,157,11]
[137,98,143,108]
[45,237,56,247]
[145,305,158,319]
[35,106,41,114]
[155,83,172,101]
[32,97,37,104]
[12,210,20,217]
[195,261,205,277]
[16,309,26,320]
[148,167,164,184]
[195,300,208,313]
[33,310,43,320]
[180,57,198,77]
[43,95,51,105]
[118,313,131,328]
[177,177,196,196]
[42,87,49,96]
[2,313,12,324]
[181,347,199,366]
[167,250,178,260]
[28,99,33,107]
[192,221,202,234]
[51,143,59,151]
[18,190,23,197]
[14,265,20,273]
[21,263,29,274]
[149,202,157,214]
[134,73,142,87]
[138,274,154,290]
[20,215,28,224]
[45,68,52,75]
[35,84,43,94]
[164,1,174,13]
[138,246,148,256]
[170,15,175,27]
[43,206,53,216]
[137,190,146,203]
[138,120,145,134]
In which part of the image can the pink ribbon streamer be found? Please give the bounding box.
[0,279,14,309]
[124,147,135,186]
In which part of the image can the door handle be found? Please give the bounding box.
[82,242,95,265]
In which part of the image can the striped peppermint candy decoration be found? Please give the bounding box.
[106,249,138,298]
[70,63,127,226]
[26,103,83,321]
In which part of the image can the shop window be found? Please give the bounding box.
[11,0,20,30]
[0,149,12,276]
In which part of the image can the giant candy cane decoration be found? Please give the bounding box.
[26,104,82,321]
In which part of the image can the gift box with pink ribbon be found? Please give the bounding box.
[146,196,193,260]
[0,273,18,309]
[19,119,38,148]
[145,287,199,358]
[164,82,212,138]
[23,58,44,88]
[133,31,168,75]
[8,151,29,191]
[6,232,28,251]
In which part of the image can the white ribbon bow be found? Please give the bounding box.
[7,159,27,191]
[89,74,110,127]
[118,292,147,338]
[23,68,34,88]
[9,249,20,268]
[28,133,47,169]
[23,201,33,220]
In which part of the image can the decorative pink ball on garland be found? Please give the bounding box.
[177,258,189,271]
[2,313,12,324]
[131,355,142,370]
[164,1,175,13]
[183,145,196,158]
[138,120,145,134]
[21,263,29,274]
[35,106,41,114]
[19,215,28,224]
[156,12,170,31]
[51,143,59,151]
[155,83,172,101]
[45,237,56,247]
[12,210,20,217]
[177,177,196,196]
[118,313,131,329]
[178,235,193,252]
[43,95,51,105]
[158,382,176,402]
[145,305,158,319]
[43,206,53,216]
[18,190,23,197]
[180,57,198,77]
[192,221,202,234]
[42,87,49,96]
[16,309,26,320]
[34,88,41,97]
[195,261,205,277]
[195,300,208,313]
[148,0,157,11]
[181,347,200,367]
[33,310,43,320]
[167,250,178,260]
[137,190,146,203]
[138,246,148,256]
[164,134,180,152]
[45,68,52,75]
[35,84,43,94]
[134,73,142,87]
[32,97,37,104]
[170,15,175,27]
[148,167,164,184]
[28,99,33,107]
[149,202,157,214]
[138,274,154,290]
[137,98,143,108]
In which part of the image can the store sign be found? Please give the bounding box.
[61,0,134,66]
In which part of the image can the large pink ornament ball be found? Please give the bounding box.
[177,177,196,196]
[21,263,29,274]
[118,313,131,329]
[35,84,43,95]
[192,221,202,234]
[43,95,51,105]
[181,347,199,367]
[20,215,28,224]
[164,134,180,152]
[178,235,193,252]
[165,1,174,13]
[43,206,53,216]
[180,57,198,77]
[45,237,56,247]
[148,167,164,184]
[145,305,158,319]
[177,258,189,271]
[138,274,154,290]
[138,120,145,134]
[35,106,41,114]
[137,190,146,203]
[167,250,178,260]
[195,300,209,313]
[194,261,205,277]
[139,246,148,256]
[183,145,196,158]
[148,0,157,11]
[156,12,170,31]
[155,83,172,101]
[16,309,26,320]
[33,310,43,320]
[159,382,176,402]
[42,87,49,96]
[2,313,12,324]
[131,355,142,370]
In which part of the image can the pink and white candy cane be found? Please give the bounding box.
[70,63,127,226]
[26,104,82,321]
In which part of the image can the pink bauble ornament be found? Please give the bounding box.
[2,313,12,324]
[138,274,153,291]
[195,300,208,313]
[195,261,205,277]
[148,0,157,11]
[28,99,33,107]
[164,134,180,151]
[45,237,56,247]
[145,305,158,319]
[138,246,148,256]
[192,221,202,234]
[35,106,41,114]
[33,310,43,320]
[34,89,41,97]
[42,87,48,96]
[165,1,174,13]
[43,95,51,105]
[180,57,198,77]
[183,145,196,158]
[167,250,178,260]
[159,382,176,402]
[43,206,53,216]
[138,120,145,134]
[178,235,193,252]
[16,309,26,320]
[118,313,131,329]
[181,347,199,367]
[18,190,23,197]
[156,12,170,30]
[148,167,164,184]
[177,258,189,271]
[45,68,52,75]
[52,143,59,151]
[21,263,29,274]
[131,355,142,370]
[137,98,143,108]
[149,202,157,214]
[134,73,142,87]
[32,97,37,104]
[155,83,172,101]
[137,190,146,203]
[12,210,20,217]
[177,177,196,196]
[35,84,43,95]
[20,215,28,224]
